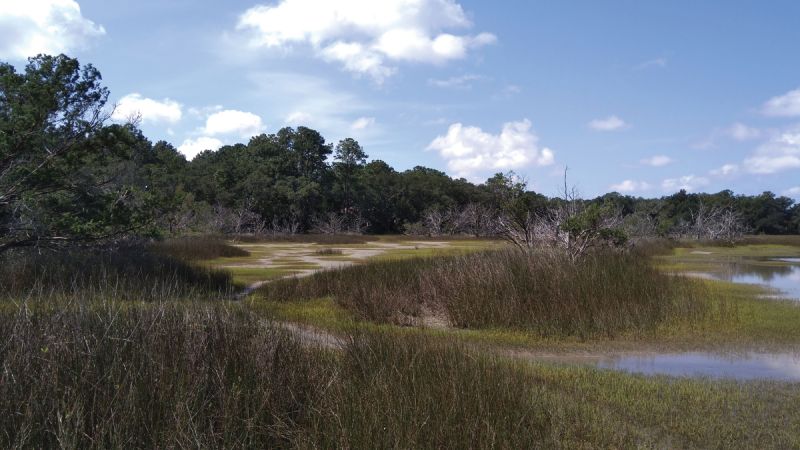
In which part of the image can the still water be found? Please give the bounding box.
[595,352,800,382]
[705,257,800,300]
[582,256,800,381]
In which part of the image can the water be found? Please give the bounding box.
[595,352,800,381]
[705,257,800,300]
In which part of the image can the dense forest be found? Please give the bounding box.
[2,55,799,253]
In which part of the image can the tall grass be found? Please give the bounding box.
[231,233,375,245]
[0,304,616,449]
[0,246,235,302]
[152,236,250,260]
[261,248,719,337]
[0,299,791,448]
[0,304,327,448]
[303,332,563,448]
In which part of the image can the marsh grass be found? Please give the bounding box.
[0,246,235,302]
[232,233,374,245]
[0,303,328,448]
[152,236,249,260]
[303,332,560,448]
[261,248,721,337]
[0,296,795,448]
[313,248,343,256]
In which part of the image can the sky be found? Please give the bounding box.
[1,0,800,199]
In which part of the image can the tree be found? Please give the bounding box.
[0,54,155,253]
[333,137,367,210]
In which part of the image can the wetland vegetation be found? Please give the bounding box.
[3,53,800,448]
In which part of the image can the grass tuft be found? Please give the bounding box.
[260,248,722,338]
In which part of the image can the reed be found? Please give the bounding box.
[152,236,249,260]
[261,247,719,337]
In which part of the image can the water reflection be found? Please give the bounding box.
[706,257,800,299]
[596,352,800,381]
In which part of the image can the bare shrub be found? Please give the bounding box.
[496,173,627,262]
[682,203,748,242]
[312,212,369,235]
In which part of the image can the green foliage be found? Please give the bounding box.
[0,55,176,252]
[561,203,628,248]
[2,54,796,251]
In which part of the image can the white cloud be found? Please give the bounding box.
[285,111,313,125]
[350,116,375,130]
[203,109,265,137]
[428,74,484,89]
[785,187,800,197]
[588,115,629,131]
[728,122,761,141]
[320,41,396,82]
[188,105,223,118]
[610,180,651,193]
[710,163,739,177]
[111,93,182,124]
[640,155,672,167]
[427,119,554,178]
[762,88,800,117]
[662,175,710,192]
[743,127,800,174]
[235,0,496,82]
[177,137,223,160]
[635,57,667,70]
[0,0,105,59]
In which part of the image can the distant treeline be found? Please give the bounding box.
[1,55,798,253]
[162,136,800,237]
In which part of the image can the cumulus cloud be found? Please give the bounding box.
[350,116,375,130]
[285,111,313,125]
[111,93,182,124]
[662,175,710,192]
[640,155,672,167]
[0,0,105,59]
[588,115,629,131]
[203,110,265,137]
[610,180,651,193]
[762,88,800,117]
[743,127,800,174]
[785,187,800,197]
[710,163,739,177]
[427,119,554,178]
[177,137,223,160]
[235,0,496,82]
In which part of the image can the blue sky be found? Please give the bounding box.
[2,0,800,198]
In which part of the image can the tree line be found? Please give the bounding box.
[2,55,799,253]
